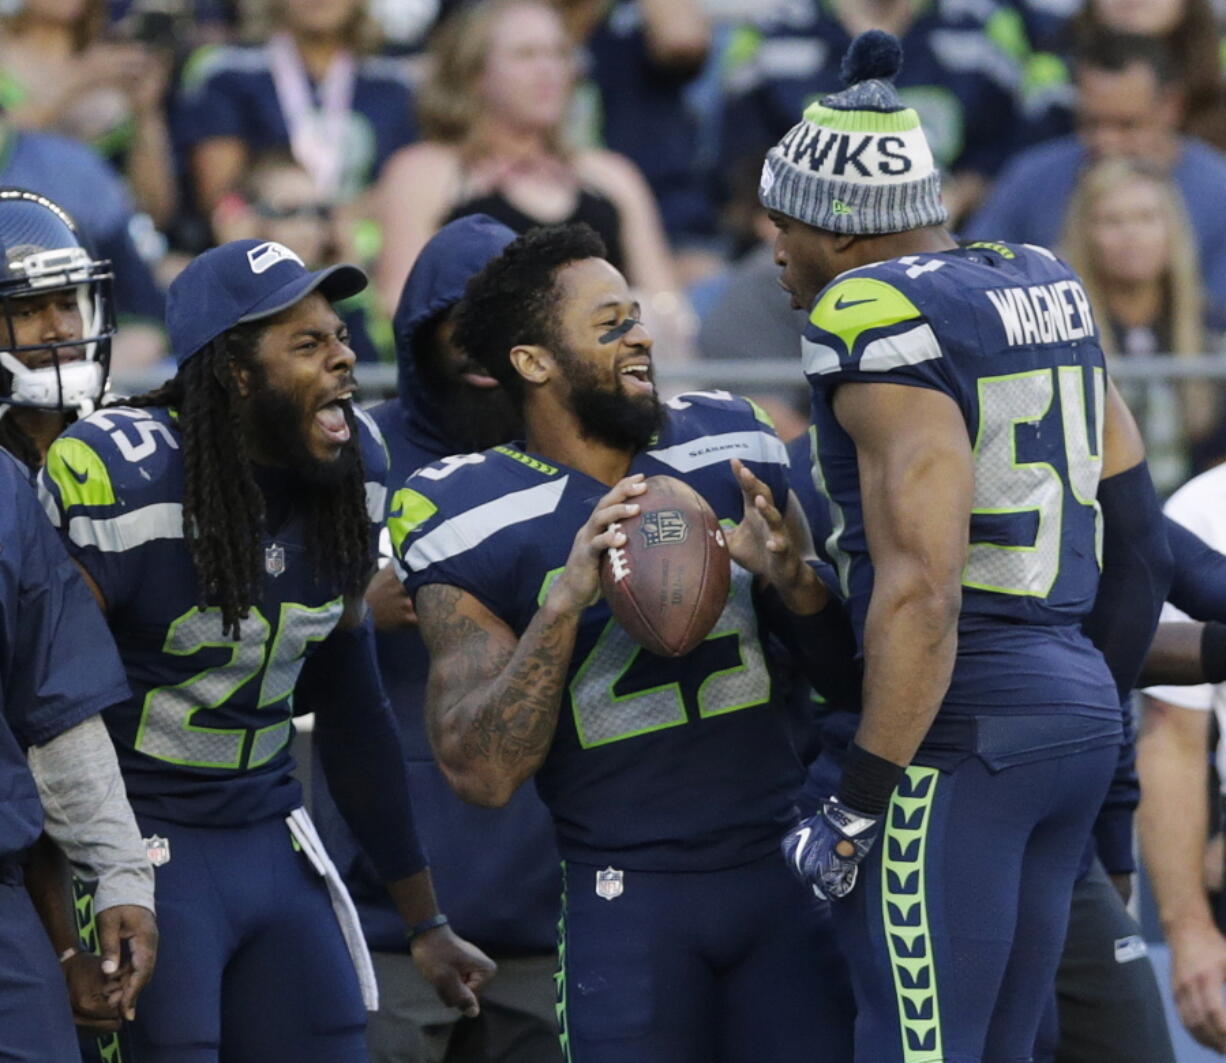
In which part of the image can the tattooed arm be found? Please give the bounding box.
[415,475,648,807]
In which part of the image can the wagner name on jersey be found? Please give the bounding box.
[804,240,1119,738]
[395,392,805,872]
[36,403,389,825]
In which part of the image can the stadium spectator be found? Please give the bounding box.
[1061,158,1224,493]
[374,0,680,338]
[0,0,177,228]
[1022,0,1226,152]
[176,0,416,215]
[719,0,1030,223]
[967,33,1226,309]
[212,151,386,362]
[556,0,715,249]
[0,119,166,367]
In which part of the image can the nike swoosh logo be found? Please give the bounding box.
[61,458,89,484]
[834,296,876,311]
[792,826,811,875]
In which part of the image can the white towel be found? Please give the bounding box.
[287,806,380,1011]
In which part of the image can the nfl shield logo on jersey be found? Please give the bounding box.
[640,509,688,548]
[595,866,624,900]
[265,543,286,577]
[144,836,171,867]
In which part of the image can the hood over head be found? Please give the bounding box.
[392,214,517,448]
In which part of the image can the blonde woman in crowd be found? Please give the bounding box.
[374,0,682,344]
[0,0,176,226]
[1063,156,1224,493]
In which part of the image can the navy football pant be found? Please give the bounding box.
[556,851,854,1062]
[0,862,80,1062]
[80,815,367,1063]
[833,748,1115,1063]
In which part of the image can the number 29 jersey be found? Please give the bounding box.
[37,403,390,825]
[397,393,801,872]
[805,241,1118,721]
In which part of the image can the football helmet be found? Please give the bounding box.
[0,188,114,416]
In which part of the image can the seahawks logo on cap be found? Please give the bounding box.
[247,241,304,275]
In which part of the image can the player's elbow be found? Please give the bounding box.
[440,762,517,808]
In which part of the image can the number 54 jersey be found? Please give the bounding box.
[36,404,390,826]
[395,392,803,873]
[805,241,1120,731]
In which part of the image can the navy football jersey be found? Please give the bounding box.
[37,404,389,825]
[397,393,804,871]
[805,241,1117,720]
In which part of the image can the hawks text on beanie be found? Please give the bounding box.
[758,30,948,235]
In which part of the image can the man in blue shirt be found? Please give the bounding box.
[0,122,164,323]
[968,33,1226,310]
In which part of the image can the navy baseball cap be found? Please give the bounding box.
[166,239,368,366]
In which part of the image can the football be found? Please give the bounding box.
[600,475,731,657]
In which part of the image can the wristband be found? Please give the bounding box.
[58,946,78,965]
[406,913,449,944]
[1202,622,1226,684]
[837,742,905,817]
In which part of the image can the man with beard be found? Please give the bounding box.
[38,238,495,1062]
[397,223,860,1062]
[312,215,564,1062]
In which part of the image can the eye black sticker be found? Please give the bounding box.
[598,318,640,344]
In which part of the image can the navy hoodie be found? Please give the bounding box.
[312,216,561,955]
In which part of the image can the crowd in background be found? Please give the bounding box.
[9,0,1226,487]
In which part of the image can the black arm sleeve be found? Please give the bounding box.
[754,563,861,707]
[298,613,426,884]
[1166,516,1226,622]
[1083,461,1173,701]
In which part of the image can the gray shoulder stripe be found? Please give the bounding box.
[406,476,569,570]
[647,431,788,473]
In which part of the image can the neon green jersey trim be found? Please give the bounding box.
[387,487,439,558]
[495,446,559,476]
[45,437,116,509]
[809,278,922,354]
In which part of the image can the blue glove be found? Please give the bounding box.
[782,797,881,900]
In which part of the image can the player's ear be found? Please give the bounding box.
[832,232,857,253]
[509,344,552,387]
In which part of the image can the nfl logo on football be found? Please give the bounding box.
[265,543,286,577]
[144,835,171,867]
[595,866,624,901]
[639,509,689,548]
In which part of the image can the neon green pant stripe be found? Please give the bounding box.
[73,877,125,1062]
[555,861,573,1062]
[881,766,943,1062]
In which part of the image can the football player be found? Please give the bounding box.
[0,187,160,1043]
[0,450,156,1060]
[399,223,859,1062]
[0,186,113,471]
[763,31,1172,1062]
[312,214,565,1062]
[38,238,494,1062]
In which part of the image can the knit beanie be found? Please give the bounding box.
[758,30,947,235]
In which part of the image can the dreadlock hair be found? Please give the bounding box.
[121,323,372,639]
[454,223,608,408]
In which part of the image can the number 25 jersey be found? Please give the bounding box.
[37,404,389,825]
[805,241,1118,722]
[396,393,801,872]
